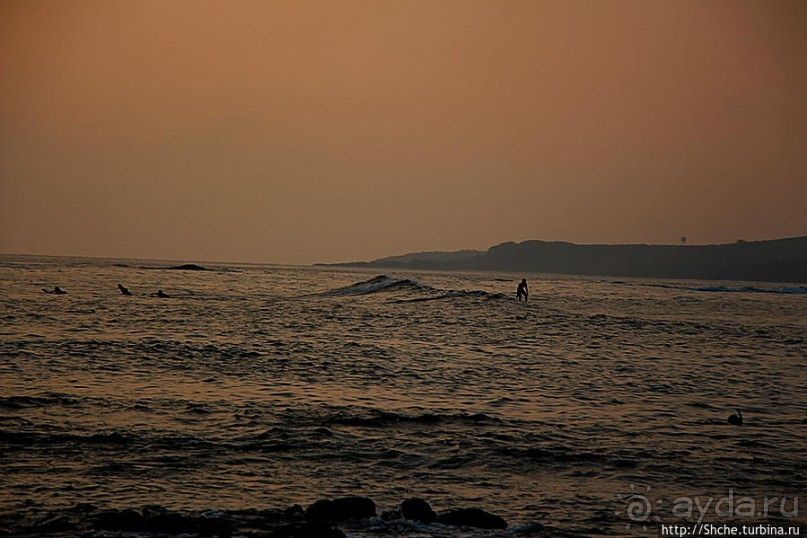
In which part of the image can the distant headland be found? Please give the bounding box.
[319,236,807,283]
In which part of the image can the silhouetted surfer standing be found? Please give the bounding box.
[516,278,529,302]
[118,284,132,296]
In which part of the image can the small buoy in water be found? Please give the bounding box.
[727,409,743,426]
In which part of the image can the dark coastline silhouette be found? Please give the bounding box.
[326,236,807,283]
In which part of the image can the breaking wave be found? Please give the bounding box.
[321,275,428,296]
[322,409,502,428]
[322,275,512,304]
[392,290,509,303]
[606,281,807,295]
[694,285,807,294]
[0,393,81,409]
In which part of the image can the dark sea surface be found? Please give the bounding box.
[0,255,804,537]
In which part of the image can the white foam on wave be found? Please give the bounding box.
[321,275,426,296]
[696,285,807,294]
[321,275,513,305]
[607,280,807,295]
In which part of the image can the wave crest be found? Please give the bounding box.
[323,409,502,428]
[393,289,509,303]
[321,275,427,296]
[607,280,807,294]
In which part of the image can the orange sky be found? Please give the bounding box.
[1,0,805,264]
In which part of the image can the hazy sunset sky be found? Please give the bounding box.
[1,1,805,264]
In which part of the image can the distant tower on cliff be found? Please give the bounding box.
[680,235,687,245]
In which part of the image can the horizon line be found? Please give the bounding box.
[3,233,805,268]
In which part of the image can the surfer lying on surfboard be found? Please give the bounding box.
[42,286,67,294]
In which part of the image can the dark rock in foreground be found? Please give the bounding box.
[94,508,142,531]
[401,498,437,524]
[284,504,305,516]
[306,496,376,523]
[271,521,346,538]
[0,499,514,536]
[438,507,508,529]
[30,514,76,533]
[92,506,234,536]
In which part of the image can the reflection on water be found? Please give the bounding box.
[0,255,805,535]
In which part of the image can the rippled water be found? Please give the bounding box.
[0,255,805,536]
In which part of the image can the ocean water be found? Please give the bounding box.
[0,255,804,537]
